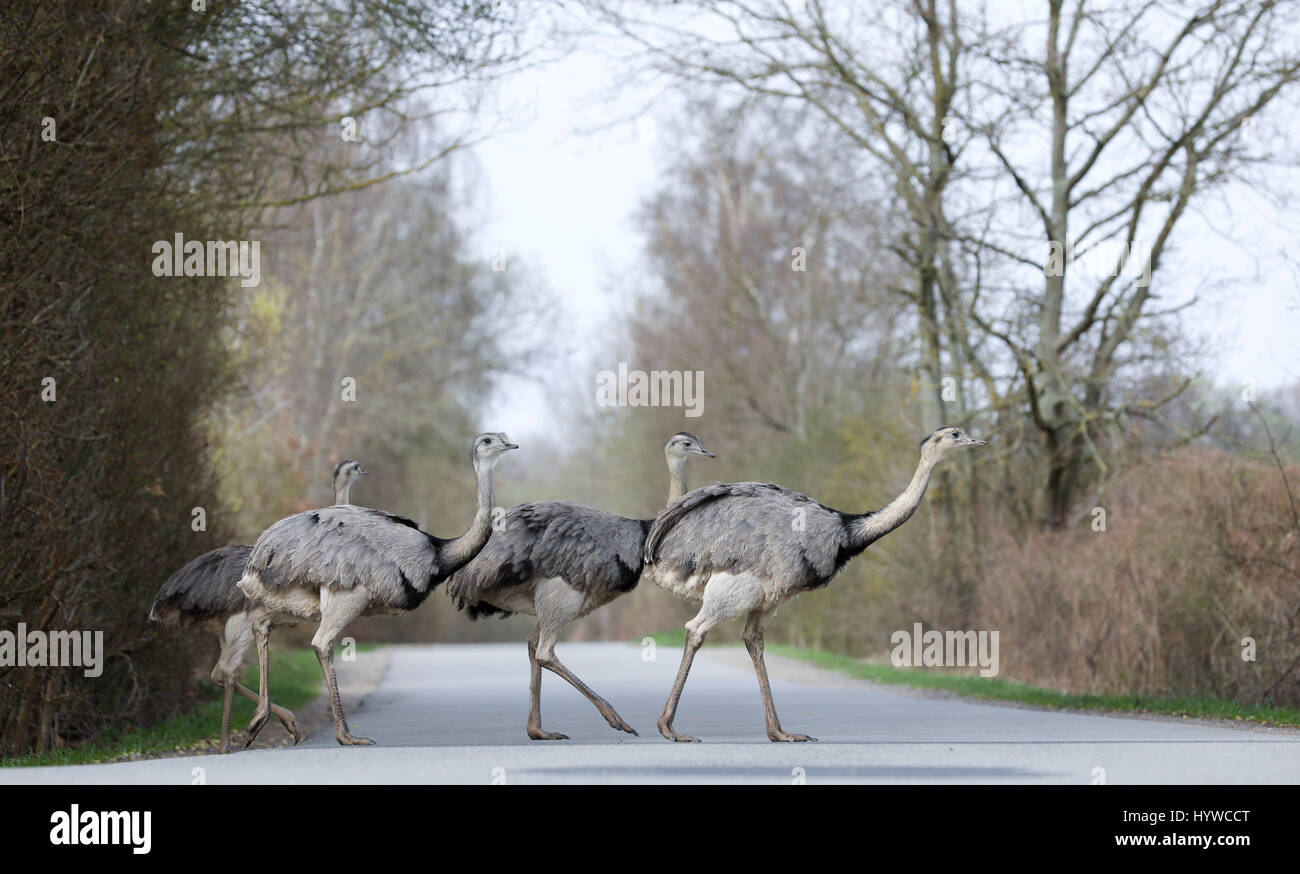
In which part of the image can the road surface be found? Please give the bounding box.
[4,642,1298,784]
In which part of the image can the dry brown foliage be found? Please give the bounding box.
[974,448,1300,707]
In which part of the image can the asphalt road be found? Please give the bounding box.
[5,642,1299,784]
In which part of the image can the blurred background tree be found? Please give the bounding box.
[0,0,541,757]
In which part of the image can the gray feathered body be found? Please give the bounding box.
[150,545,254,626]
[447,502,650,619]
[643,482,872,604]
[240,505,453,618]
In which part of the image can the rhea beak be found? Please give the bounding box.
[696,447,716,458]
[503,442,519,451]
[963,437,986,447]
[357,467,369,476]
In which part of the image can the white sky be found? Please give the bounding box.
[469,28,1299,441]
[471,44,664,440]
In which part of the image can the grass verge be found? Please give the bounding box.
[643,630,1300,728]
[1,647,324,768]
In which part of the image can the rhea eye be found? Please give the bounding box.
[950,430,958,438]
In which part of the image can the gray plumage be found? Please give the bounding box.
[148,459,367,753]
[150,545,254,626]
[645,427,986,743]
[447,503,651,619]
[644,482,870,593]
[445,431,714,740]
[237,432,517,747]
[245,506,454,611]
[150,460,366,627]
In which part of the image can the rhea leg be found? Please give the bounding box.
[658,627,706,742]
[213,615,255,753]
[537,652,638,736]
[743,607,815,742]
[312,588,372,746]
[527,581,637,739]
[658,573,760,742]
[526,625,566,740]
[534,630,638,737]
[219,675,235,754]
[244,615,274,748]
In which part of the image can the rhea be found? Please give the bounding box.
[643,427,985,742]
[447,432,714,739]
[237,433,517,746]
[149,460,368,753]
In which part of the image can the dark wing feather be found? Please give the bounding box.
[246,505,442,610]
[644,482,856,591]
[447,502,649,619]
[150,545,253,625]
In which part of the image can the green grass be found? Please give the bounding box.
[643,630,1300,728]
[1,647,325,768]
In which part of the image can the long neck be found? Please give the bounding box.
[666,455,689,504]
[440,458,495,573]
[334,476,351,505]
[848,451,940,550]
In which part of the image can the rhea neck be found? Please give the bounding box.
[333,475,353,505]
[441,454,497,572]
[849,448,943,550]
[665,453,691,504]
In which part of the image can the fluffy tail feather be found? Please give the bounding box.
[150,545,253,625]
[444,560,525,621]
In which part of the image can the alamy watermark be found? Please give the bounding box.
[151,233,260,287]
[50,804,150,854]
[0,623,104,678]
[890,622,999,677]
[1045,238,1151,288]
[595,363,704,418]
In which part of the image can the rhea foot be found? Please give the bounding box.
[602,709,639,736]
[335,728,375,746]
[244,709,271,749]
[768,730,817,742]
[658,717,700,742]
[273,707,300,744]
[527,727,570,740]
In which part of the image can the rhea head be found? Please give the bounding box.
[663,431,715,460]
[919,426,986,461]
[471,432,519,468]
[332,459,368,488]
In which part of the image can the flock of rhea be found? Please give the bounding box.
[151,427,984,751]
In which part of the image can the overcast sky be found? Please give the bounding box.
[470,24,1299,441]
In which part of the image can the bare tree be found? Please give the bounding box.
[216,163,548,530]
[630,100,904,446]
[589,0,969,433]
[168,0,536,224]
[962,0,1300,524]
[586,0,1300,527]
